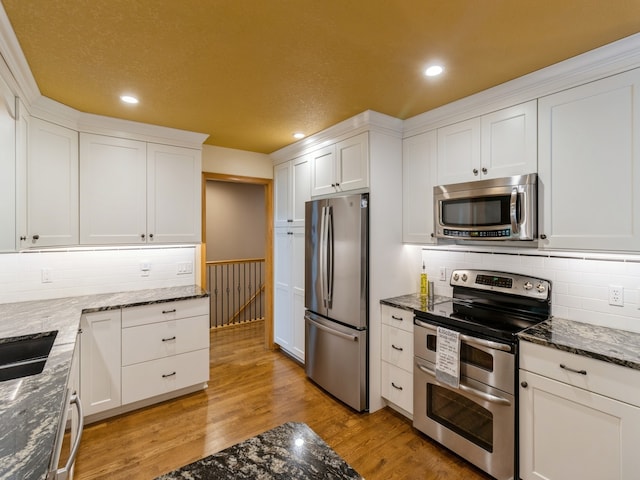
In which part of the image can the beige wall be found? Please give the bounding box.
[205,181,266,261]
[202,144,273,179]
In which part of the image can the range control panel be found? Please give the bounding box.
[450,269,551,300]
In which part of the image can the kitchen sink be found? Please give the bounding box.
[0,330,57,382]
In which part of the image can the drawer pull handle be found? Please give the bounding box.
[391,344,404,351]
[391,315,403,321]
[162,372,177,378]
[560,364,587,375]
[162,309,177,314]
[391,382,403,391]
[162,336,176,342]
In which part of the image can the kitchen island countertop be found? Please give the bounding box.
[156,421,363,480]
[0,285,208,480]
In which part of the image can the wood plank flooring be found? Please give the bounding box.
[71,320,492,479]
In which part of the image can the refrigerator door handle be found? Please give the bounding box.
[305,315,359,342]
[326,205,334,307]
[320,205,328,308]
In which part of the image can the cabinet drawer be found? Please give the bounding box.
[381,362,413,414]
[121,348,209,404]
[520,341,640,407]
[122,297,209,328]
[381,324,413,371]
[122,315,209,366]
[381,305,414,333]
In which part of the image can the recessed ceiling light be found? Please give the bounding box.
[293,132,305,139]
[425,65,444,77]
[120,95,139,104]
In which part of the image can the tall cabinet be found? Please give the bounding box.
[0,75,15,252]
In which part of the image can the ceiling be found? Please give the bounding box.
[2,1,639,154]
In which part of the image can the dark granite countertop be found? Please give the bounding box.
[519,317,640,371]
[380,293,452,313]
[156,422,363,480]
[0,285,208,480]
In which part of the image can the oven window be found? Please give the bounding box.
[427,384,493,452]
[441,195,514,227]
[427,335,494,372]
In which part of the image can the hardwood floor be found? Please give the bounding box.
[71,320,492,479]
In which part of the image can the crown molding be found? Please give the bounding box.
[403,32,640,137]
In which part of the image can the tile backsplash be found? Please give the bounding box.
[421,246,640,334]
[0,246,197,304]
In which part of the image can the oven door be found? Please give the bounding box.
[413,358,515,480]
[414,319,515,394]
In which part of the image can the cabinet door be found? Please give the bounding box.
[310,144,336,197]
[519,369,640,480]
[402,130,437,243]
[291,154,310,224]
[335,132,368,192]
[26,117,78,247]
[481,100,537,179]
[0,77,15,252]
[80,310,122,416]
[291,227,305,362]
[273,162,291,227]
[147,143,202,243]
[436,117,481,185]
[538,69,640,251]
[274,228,293,351]
[79,133,147,245]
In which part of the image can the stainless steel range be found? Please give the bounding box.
[413,269,551,480]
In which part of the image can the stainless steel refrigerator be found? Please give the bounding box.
[304,193,368,412]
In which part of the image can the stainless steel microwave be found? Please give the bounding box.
[434,173,537,241]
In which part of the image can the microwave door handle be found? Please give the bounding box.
[510,187,519,234]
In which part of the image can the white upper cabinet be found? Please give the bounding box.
[0,76,15,252]
[80,133,202,245]
[20,117,78,248]
[311,132,369,196]
[436,100,537,185]
[274,153,310,227]
[80,134,147,245]
[538,69,640,251]
[402,130,437,244]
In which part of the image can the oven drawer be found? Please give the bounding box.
[520,341,640,407]
[381,362,413,413]
[381,324,413,371]
[381,305,413,333]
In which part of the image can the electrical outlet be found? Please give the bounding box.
[41,268,52,283]
[439,267,447,282]
[609,285,624,306]
[140,262,151,277]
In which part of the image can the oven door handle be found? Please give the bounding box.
[414,319,512,352]
[416,362,512,406]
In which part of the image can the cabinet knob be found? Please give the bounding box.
[540,234,547,240]
[521,381,528,388]
[32,234,39,241]
[482,167,488,174]
[141,233,146,240]
[149,233,154,240]
[430,233,435,238]
[473,168,479,175]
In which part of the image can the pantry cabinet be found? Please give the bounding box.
[0,76,15,252]
[80,133,202,245]
[538,68,640,251]
[380,305,414,416]
[436,100,537,185]
[274,153,310,227]
[402,130,437,244]
[80,309,122,417]
[310,132,369,197]
[18,117,78,248]
[273,226,305,362]
[519,341,640,480]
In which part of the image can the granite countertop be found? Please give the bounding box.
[519,317,640,371]
[156,422,363,480]
[0,285,208,480]
[380,293,452,313]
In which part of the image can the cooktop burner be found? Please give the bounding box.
[415,269,552,343]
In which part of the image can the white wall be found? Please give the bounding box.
[420,246,640,334]
[202,144,272,178]
[0,246,197,304]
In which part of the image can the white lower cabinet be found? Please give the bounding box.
[80,297,209,420]
[519,341,640,480]
[80,310,122,417]
[380,305,414,416]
